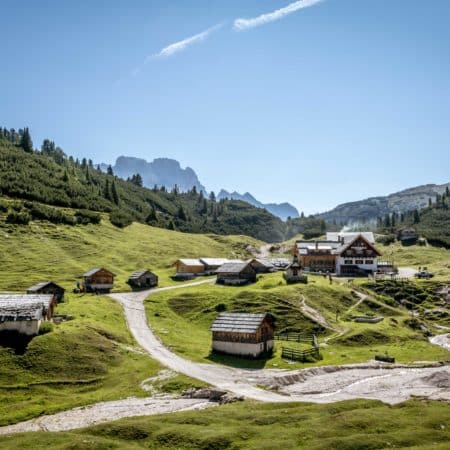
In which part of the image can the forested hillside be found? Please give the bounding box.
[376,190,450,248]
[0,127,287,242]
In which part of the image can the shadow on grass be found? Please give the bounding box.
[207,351,270,369]
[0,331,33,355]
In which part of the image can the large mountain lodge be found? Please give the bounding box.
[293,232,383,276]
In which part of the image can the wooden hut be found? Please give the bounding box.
[216,262,257,286]
[127,270,158,289]
[199,258,229,274]
[398,228,418,246]
[0,294,55,336]
[248,258,275,274]
[27,281,65,302]
[210,312,275,358]
[174,259,205,275]
[82,268,115,293]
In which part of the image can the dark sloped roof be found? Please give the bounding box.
[83,268,116,277]
[128,270,155,280]
[216,262,252,274]
[210,312,269,333]
[0,294,53,322]
[27,281,64,292]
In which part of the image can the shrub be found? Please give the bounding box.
[6,210,31,225]
[377,234,396,245]
[38,322,54,335]
[0,199,8,212]
[24,201,76,225]
[109,210,133,228]
[75,209,101,225]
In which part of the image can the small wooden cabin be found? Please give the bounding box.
[27,281,65,302]
[174,259,205,275]
[199,258,229,274]
[82,268,115,293]
[210,312,275,358]
[248,258,275,274]
[216,262,257,286]
[0,294,55,336]
[127,270,158,289]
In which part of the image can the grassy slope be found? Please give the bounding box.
[0,219,261,291]
[1,399,449,450]
[380,242,450,279]
[145,273,449,369]
[0,294,160,426]
[0,221,256,425]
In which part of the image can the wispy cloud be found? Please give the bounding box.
[154,23,222,58]
[234,0,324,31]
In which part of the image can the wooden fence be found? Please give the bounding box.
[277,333,321,362]
[281,346,320,362]
[275,332,316,344]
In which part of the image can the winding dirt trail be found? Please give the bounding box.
[109,281,450,405]
[1,280,448,435]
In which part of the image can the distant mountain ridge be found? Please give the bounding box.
[318,182,450,224]
[217,190,299,221]
[104,156,299,220]
[106,156,207,193]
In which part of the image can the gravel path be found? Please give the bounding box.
[1,279,449,435]
[109,281,450,405]
[0,397,213,435]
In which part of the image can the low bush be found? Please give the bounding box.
[109,210,133,228]
[38,322,54,335]
[24,201,76,225]
[6,210,31,225]
[75,209,101,225]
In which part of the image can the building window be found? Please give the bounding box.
[344,260,352,264]
[355,260,364,264]
[365,260,373,264]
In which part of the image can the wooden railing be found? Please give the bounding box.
[281,346,320,362]
[275,332,316,344]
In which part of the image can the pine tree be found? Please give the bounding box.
[177,205,187,221]
[111,180,119,205]
[413,209,420,224]
[209,191,216,202]
[107,165,114,176]
[146,206,156,222]
[20,127,33,153]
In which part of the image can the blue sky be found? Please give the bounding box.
[1,0,449,214]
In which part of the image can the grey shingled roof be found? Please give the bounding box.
[83,268,115,277]
[128,270,154,280]
[27,281,64,292]
[210,312,268,333]
[199,258,229,267]
[0,294,53,322]
[216,262,251,274]
[178,259,204,267]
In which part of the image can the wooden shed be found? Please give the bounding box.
[127,270,158,289]
[174,259,205,275]
[248,258,275,274]
[210,312,275,358]
[199,258,229,274]
[216,262,257,286]
[82,268,115,293]
[0,294,55,336]
[27,281,65,302]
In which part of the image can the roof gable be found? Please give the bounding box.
[210,312,272,333]
[216,261,253,274]
[336,234,381,256]
[83,268,116,277]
